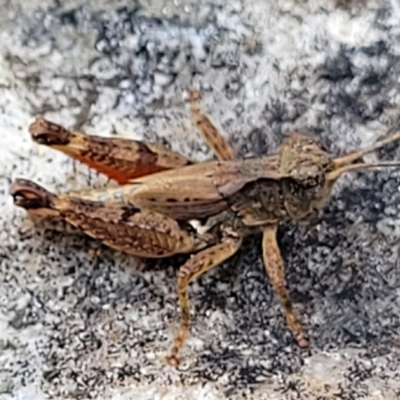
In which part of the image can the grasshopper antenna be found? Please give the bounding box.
[326,130,400,182]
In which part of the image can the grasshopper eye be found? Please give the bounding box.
[304,138,328,154]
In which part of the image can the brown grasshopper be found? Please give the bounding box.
[10,91,400,366]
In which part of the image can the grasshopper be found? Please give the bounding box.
[10,91,400,366]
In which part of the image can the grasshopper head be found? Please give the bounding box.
[279,133,333,222]
[279,133,331,186]
[280,130,400,222]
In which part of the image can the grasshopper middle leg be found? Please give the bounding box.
[167,232,243,366]
[262,224,309,348]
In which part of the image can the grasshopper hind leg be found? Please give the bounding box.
[10,178,197,259]
[29,118,191,184]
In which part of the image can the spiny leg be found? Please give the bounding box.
[10,178,196,258]
[167,233,243,366]
[262,224,309,348]
[29,118,190,184]
[189,90,235,161]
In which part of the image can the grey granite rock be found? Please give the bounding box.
[1,0,400,399]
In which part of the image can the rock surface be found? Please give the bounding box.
[1,0,400,399]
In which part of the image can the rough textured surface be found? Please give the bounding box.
[2,0,400,399]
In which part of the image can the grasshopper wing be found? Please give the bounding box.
[125,156,282,220]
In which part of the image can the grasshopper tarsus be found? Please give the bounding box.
[11,91,400,366]
[297,332,310,348]
[166,354,180,367]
